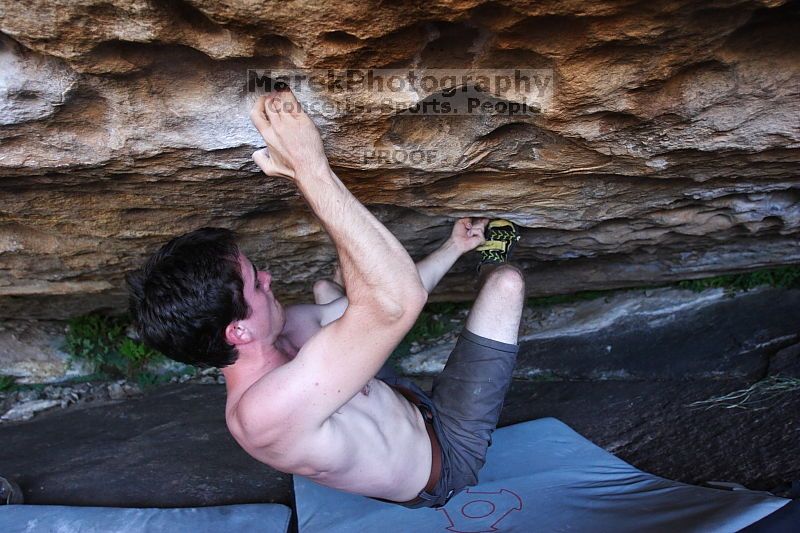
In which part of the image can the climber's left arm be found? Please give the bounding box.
[280,218,488,350]
[415,217,488,293]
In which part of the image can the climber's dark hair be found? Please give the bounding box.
[126,227,250,368]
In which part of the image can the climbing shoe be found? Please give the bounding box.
[476,219,521,268]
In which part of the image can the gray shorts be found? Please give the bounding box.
[377,328,519,508]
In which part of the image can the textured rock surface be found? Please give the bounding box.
[0,320,85,382]
[1,0,799,318]
[400,286,800,380]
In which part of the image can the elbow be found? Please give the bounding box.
[374,285,427,322]
[349,273,428,322]
[397,286,428,321]
[404,285,429,315]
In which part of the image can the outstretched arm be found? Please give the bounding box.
[238,90,427,438]
[249,91,424,312]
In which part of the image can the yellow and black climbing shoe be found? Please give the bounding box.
[476,219,521,267]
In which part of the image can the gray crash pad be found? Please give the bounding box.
[0,503,291,533]
[295,418,789,532]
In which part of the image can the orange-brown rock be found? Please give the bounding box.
[0,0,798,318]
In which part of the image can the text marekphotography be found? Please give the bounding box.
[247,69,553,116]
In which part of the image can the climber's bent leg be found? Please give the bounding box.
[422,265,524,505]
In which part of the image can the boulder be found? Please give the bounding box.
[0,0,798,318]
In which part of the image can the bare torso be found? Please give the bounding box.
[223,306,432,502]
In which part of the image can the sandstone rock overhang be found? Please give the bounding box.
[0,0,798,319]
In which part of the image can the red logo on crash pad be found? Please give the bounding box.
[438,488,523,532]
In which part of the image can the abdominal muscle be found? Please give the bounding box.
[239,378,433,502]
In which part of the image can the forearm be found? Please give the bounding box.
[295,167,425,311]
[318,242,459,325]
[416,238,462,293]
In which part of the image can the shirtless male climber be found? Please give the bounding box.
[127,88,525,508]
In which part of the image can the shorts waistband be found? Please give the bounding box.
[390,385,442,505]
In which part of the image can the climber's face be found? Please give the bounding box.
[234,253,285,344]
